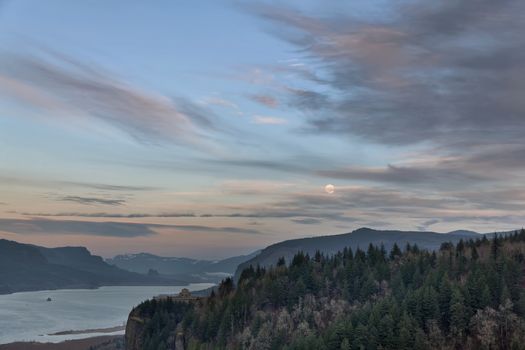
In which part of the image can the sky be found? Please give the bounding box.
[1,0,525,259]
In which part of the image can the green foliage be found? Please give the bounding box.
[133,231,525,349]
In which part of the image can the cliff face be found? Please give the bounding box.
[0,238,184,295]
[125,308,146,350]
[125,299,193,350]
[125,311,182,350]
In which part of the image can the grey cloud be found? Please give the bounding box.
[171,225,260,235]
[0,51,218,146]
[361,221,391,229]
[64,182,159,192]
[280,188,462,212]
[463,145,525,170]
[0,218,260,237]
[17,182,525,232]
[20,209,356,223]
[0,218,156,237]
[315,142,525,189]
[0,176,159,192]
[248,94,279,108]
[286,88,330,111]
[22,212,196,218]
[58,196,126,206]
[251,1,525,147]
[207,158,311,174]
[317,164,492,186]
[292,218,322,225]
[417,219,440,231]
[212,210,356,223]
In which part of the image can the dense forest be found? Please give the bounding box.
[127,230,525,350]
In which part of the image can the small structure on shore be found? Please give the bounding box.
[154,288,199,302]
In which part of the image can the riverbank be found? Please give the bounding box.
[48,325,125,336]
[0,335,124,350]
[0,284,214,344]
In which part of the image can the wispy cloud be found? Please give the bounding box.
[250,1,525,148]
[0,51,220,147]
[252,115,287,125]
[0,175,159,192]
[200,96,242,115]
[21,212,197,218]
[292,218,322,225]
[0,218,157,237]
[248,94,278,108]
[58,196,126,206]
[0,218,261,237]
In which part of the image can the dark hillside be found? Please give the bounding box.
[0,239,183,294]
[127,229,525,350]
[234,227,492,281]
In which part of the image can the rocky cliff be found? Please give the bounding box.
[125,308,146,350]
[125,298,194,350]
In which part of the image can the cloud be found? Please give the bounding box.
[58,196,126,206]
[206,157,311,174]
[219,180,295,195]
[21,212,197,218]
[249,1,525,148]
[200,96,241,113]
[248,94,279,108]
[417,219,440,231]
[170,225,260,235]
[65,182,158,191]
[292,218,322,225]
[0,51,219,147]
[0,218,156,237]
[316,163,493,188]
[0,218,261,237]
[17,181,525,232]
[20,209,354,222]
[252,115,287,125]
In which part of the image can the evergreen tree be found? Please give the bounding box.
[450,288,467,339]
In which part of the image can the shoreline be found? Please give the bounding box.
[0,335,124,350]
[47,325,125,336]
[0,282,191,296]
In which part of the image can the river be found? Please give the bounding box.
[0,284,214,344]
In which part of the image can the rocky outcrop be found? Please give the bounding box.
[125,297,196,350]
[125,308,146,350]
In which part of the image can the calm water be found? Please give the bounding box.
[0,284,214,344]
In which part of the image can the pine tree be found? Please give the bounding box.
[470,245,479,261]
[438,275,452,331]
[450,288,467,339]
[340,338,350,350]
[390,243,402,260]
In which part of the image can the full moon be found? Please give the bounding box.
[324,184,335,194]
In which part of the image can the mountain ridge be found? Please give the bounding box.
[233,227,514,281]
[107,250,260,284]
[0,238,184,295]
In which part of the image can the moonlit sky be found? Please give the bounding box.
[1,0,525,258]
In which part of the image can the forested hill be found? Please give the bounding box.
[127,229,525,350]
[233,227,485,281]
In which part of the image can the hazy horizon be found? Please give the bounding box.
[2,0,525,258]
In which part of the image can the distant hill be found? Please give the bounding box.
[107,250,259,284]
[233,227,505,281]
[0,239,184,294]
